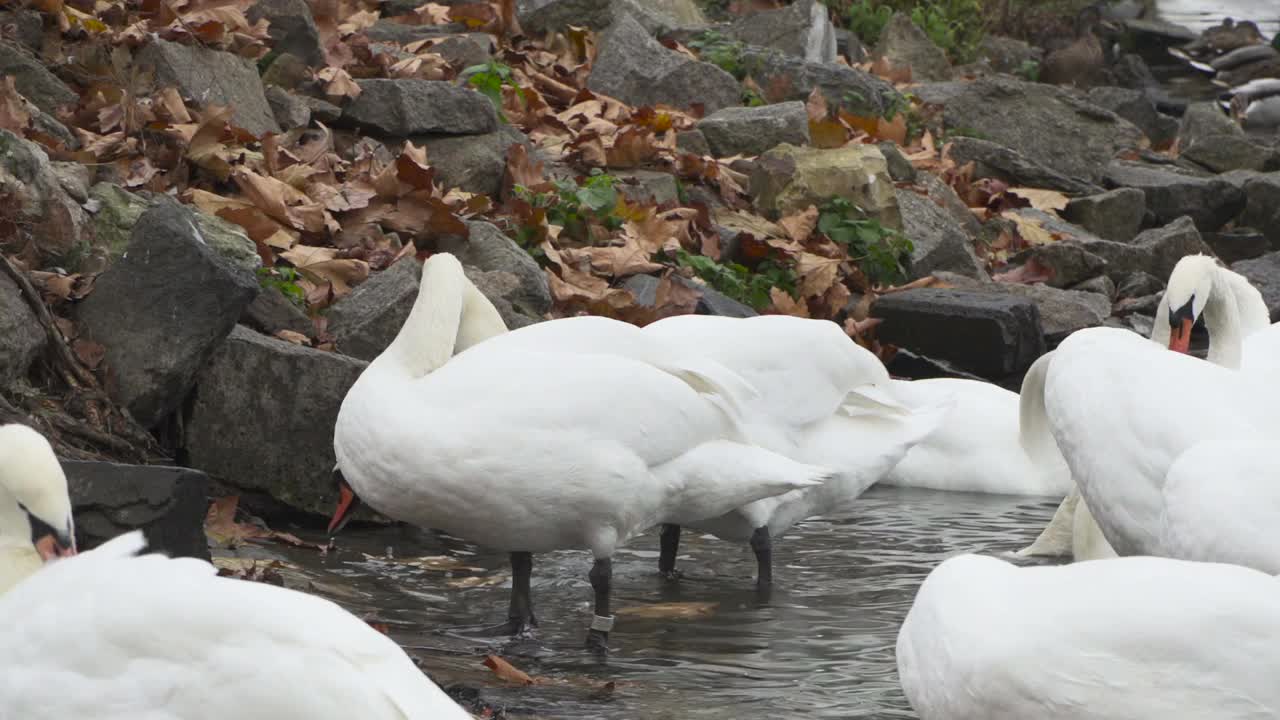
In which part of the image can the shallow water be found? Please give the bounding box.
[225,487,1060,719]
[1156,0,1280,35]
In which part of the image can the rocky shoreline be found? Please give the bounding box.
[0,0,1275,544]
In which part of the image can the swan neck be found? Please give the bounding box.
[381,259,468,378]
[1203,269,1244,369]
[454,278,510,354]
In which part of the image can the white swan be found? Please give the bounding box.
[0,423,76,594]
[1039,326,1280,556]
[0,531,475,719]
[878,376,1073,496]
[331,253,833,647]
[1022,254,1276,562]
[897,553,1280,720]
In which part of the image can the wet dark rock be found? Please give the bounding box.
[0,40,77,115]
[343,79,497,137]
[248,0,325,66]
[945,136,1103,195]
[435,221,552,321]
[0,272,44,386]
[696,102,809,157]
[588,14,738,114]
[834,28,865,63]
[1107,53,1159,90]
[737,46,900,117]
[894,187,986,280]
[1203,229,1269,265]
[1061,187,1146,243]
[872,12,950,82]
[1115,270,1164,299]
[1103,161,1244,231]
[363,20,467,43]
[186,326,368,516]
[939,75,1144,184]
[241,286,314,339]
[1001,283,1111,345]
[0,131,94,269]
[1084,86,1178,147]
[66,461,210,561]
[1232,253,1280,321]
[976,35,1042,74]
[917,173,980,236]
[883,347,990,384]
[1181,134,1280,173]
[1009,242,1107,288]
[723,0,835,63]
[265,85,311,130]
[136,39,279,136]
[614,169,679,205]
[415,125,531,195]
[1178,101,1241,147]
[1081,216,1213,282]
[622,273,757,318]
[260,52,311,90]
[302,95,342,124]
[422,34,494,69]
[1072,274,1116,299]
[872,289,1044,378]
[1238,173,1280,249]
[77,198,259,428]
[1113,291,1162,316]
[878,142,916,183]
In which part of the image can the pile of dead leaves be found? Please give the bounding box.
[1,0,1092,359]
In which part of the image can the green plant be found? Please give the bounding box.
[675,249,798,311]
[844,0,894,46]
[817,197,913,286]
[514,170,623,246]
[1015,58,1040,82]
[688,31,748,79]
[742,86,766,107]
[257,266,306,307]
[464,60,522,122]
[841,0,986,64]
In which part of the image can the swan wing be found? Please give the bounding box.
[899,554,1280,720]
[0,532,470,720]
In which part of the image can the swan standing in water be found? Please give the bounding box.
[0,423,76,593]
[331,253,833,648]
[897,553,1280,720]
[0,531,476,719]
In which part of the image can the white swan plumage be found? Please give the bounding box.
[0,423,76,594]
[897,553,1280,720]
[331,253,832,644]
[0,531,474,719]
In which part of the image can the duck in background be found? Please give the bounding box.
[1221,77,1280,133]
[1040,4,1115,88]
[1171,16,1268,62]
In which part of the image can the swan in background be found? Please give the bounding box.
[0,423,76,594]
[0,531,474,719]
[897,553,1280,720]
[331,253,832,648]
[1022,254,1274,562]
[1160,434,1280,574]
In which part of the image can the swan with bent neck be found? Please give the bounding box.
[330,253,834,648]
[0,423,76,594]
[1021,255,1280,564]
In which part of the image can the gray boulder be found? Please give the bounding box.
[0,131,94,268]
[185,326,368,516]
[517,0,705,35]
[872,12,950,82]
[416,125,531,195]
[1008,241,1108,288]
[1231,252,1280,321]
[247,0,325,66]
[1178,101,1241,147]
[1181,134,1280,173]
[0,272,45,386]
[946,137,1103,195]
[67,461,210,561]
[241,286,314,338]
[723,0,836,64]
[738,46,900,116]
[0,40,76,114]
[0,9,42,52]
[940,75,1144,184]
[1085,86,1178,148]
[328,257,421,361]
[1061,187,1147,242]
[696,101,810,157]
[136,39,279,136]
[1115,270,1164,299]
[895,187,987,280]
[76,199,259,428]
[435,221,552,320]
[265,85,311,130]
[1239,173,1280,248]
[1081,216,1214,282]
[1203,230,1269,265]
[1001,283,1111,345]
[613,169,680,205]
[1103,161,1245,231]
[342,80,497,137]
[587,13,740,114]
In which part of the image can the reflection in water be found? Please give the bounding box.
[234,487,1061,719]
[1156,0,1279,34]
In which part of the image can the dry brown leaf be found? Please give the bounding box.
[769,287,810,317]
[483,655,535,685]
[1004,211,1056,246]
[614,601,718,619]
[0,77,32,133]
[1007,187,1070,213]
[778,205,818,244]
[796,252,841,297]
[316,66,362,100]
[204,496,272,547]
